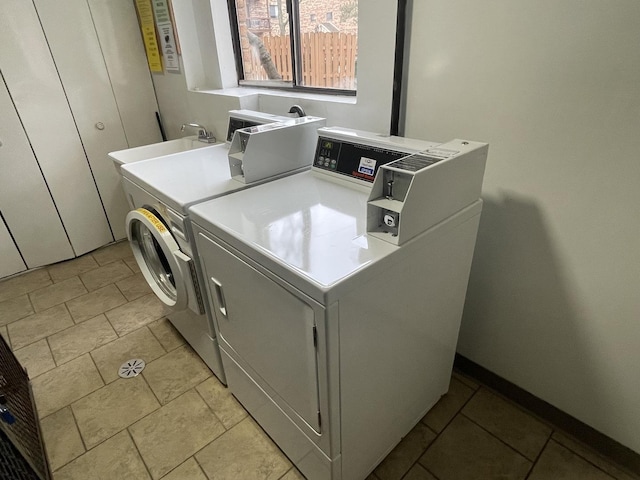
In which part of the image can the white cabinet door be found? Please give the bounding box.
[199,234,323,433]
[0,218,26,280]
[0,73,74,269]
[88,0,162,149]
[34,0,134,241]
[0,0,113,255]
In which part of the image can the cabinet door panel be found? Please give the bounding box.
[200,234,322,432]
[0,74,74,268]
[34,0,131,240]
[0,218,26,279]
[88,0,162,148]
[0,0,113,255]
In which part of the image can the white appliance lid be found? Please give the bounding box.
[121,144,244,213]
[189,171,399,291]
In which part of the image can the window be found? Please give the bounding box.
[228,0,358,92]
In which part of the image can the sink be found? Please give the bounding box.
[109,136,216,173]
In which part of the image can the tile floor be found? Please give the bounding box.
[1,241,638,480]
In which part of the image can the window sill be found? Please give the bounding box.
[190,86,357,105]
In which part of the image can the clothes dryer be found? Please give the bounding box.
[189,128,488,479]
[118,112,325,384]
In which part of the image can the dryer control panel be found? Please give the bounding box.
[314,138,406,183]
[312,127,440,184]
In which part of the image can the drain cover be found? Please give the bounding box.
[118,359,145,378]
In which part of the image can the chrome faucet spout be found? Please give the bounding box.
[288,105,306,117]
[180,123,217,143]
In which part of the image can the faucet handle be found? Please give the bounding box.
[198,130,217,144]
[181,123,216,143]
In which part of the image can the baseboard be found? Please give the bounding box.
[454,354,640,476]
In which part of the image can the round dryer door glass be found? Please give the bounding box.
[125,207,188,310]
[131,221,176,301]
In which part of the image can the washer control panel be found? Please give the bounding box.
[226,118,262,142]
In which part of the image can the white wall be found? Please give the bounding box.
[151,0,399,140]
[403,0,640,454]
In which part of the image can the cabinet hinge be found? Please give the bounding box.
[312,325,318,348]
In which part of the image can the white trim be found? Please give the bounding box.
[154,0,398,138]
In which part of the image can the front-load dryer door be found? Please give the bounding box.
[126,207,189,310]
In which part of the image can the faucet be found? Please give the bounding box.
[288,105,306,117]
[181,123,216,143]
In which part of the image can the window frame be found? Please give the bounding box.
[225,0,357,96]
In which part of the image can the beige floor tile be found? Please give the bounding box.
[462,388,552,461]
[29,277,87,312]
[105,293,171,336]
[403,464,438,480]
[0,268,51,303]
[9,304,74,350]
[452,370,480,390]
[40,407,85,472]
[80,260,133,292]
[374,422,437,480]
[552,432,639,480]
[196,377,247,429]
[31,353,104,418]
[148,318,186,351]
[280,468,306,480]
[124,256,141,274]
[92,241,134,266]
[419,415,531,480]
[48,255,99,283]
[143,345,211,404]
[72,376,159,449]
[116,273,152,301]
[13,339,56,378]
[66,284,127,323]
[0,295,34,326]
[91,327,166,384]
[196,417,291,480]
[160,458,207,480]
[528,440,615,480]
[48,315,118,366]
[129,389,225,479]
[421,376,475,433]
[54,430,151,480]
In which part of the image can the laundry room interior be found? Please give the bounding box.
[0,0,639,479]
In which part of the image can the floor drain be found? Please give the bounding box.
[118,359,146,378]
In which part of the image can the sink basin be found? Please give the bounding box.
[109,136,216,173]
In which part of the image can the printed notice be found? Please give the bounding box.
[152,0,180,73]
[357,157,377,176]
[152,0,171,23]
[135,0,163,72]
[157,21,180,72]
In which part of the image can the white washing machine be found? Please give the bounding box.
[189,128,488,479]
[118,112,325,384]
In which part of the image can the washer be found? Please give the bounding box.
[189,128,488,479]
[118,111,325,384]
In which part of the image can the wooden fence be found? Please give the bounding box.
[245,32,357,90]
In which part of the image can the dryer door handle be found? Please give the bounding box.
[210,277,228,319]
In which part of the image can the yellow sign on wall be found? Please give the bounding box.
[135,0,162,72]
